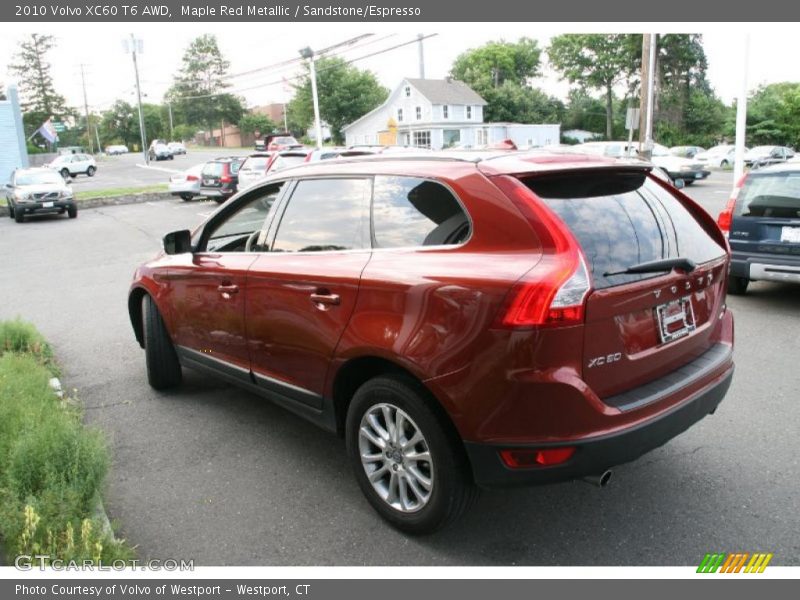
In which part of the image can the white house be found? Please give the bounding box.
[343,78,560,151]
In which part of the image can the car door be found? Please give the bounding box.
[245,177,372,408]
[164,183,285,379]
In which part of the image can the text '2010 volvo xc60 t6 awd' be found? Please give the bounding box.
[129,151,735,533]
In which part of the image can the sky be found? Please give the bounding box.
[1,23,798,116]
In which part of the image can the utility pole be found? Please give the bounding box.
[127,34,148,164]
[417,33,425,79]
[638,34,657,159]
[167,102,174,140]
[79,64,94,154]
[300,46,323,150]
[733,35,750,187]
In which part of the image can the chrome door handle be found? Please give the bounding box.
[217,284,239,294]
[310,292,340,306]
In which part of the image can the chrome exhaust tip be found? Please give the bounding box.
[582,470,612,488]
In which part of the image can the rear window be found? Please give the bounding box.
[525,171,726,289]
[202,162,224,177]
[270,155,306,171]
[737,172,800,219]
[242,157,270,171]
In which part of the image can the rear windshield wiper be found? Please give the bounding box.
[605,257,697,277]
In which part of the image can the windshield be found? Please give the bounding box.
[16,171,64,186]
[270,155,306,171]
[749,146,774,155]
[272,136,298,146]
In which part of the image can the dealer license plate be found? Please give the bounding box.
[656,297,696,343]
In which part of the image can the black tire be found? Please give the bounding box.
[142,294,182,389]
[180,193,194,202]
[346,375,478,534]
[169,155,174,160]
[214,197,226,204]
[728,276,749,295]
[67,205,77,219]
[683,179,694,186]
[7,204,14,218]
[87,166,96,176]
[14,210,24,223]
[721,159,730,168]
[60,168,70,180]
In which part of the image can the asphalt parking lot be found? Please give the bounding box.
[66,148,241,192]
[1,172,798,566]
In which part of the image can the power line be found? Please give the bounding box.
[171,34,438,101]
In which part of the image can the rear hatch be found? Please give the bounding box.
[730,168,800,258]
[201,162,224,189]
[523,170,729,401]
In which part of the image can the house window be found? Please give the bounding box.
[466,106,472,119]
[415,106,422,120]
[404,86,411,97]
[397,108,403,123]
[412,130,431,149]
[443,129,460,148]
[442,105,449,119]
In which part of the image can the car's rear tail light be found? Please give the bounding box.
[500,447,576,468]
[491,175,592,329]
[186,174,198,181]
[717,174,747,237]
[220,174,232,183]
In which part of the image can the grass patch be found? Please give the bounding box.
[75,184,168,201]
[0,319,134,566]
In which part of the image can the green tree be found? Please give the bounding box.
[287,57,388,144]
[166,34,244,131]
[562,89,608,135]
[743,82,800,147]
[99,100,139,147]
[449,38,561,123]
[238,113,278,137]
[8,34,71,138]
[451,38,542,89]
[548,34,642,139]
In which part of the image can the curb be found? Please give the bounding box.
[0,191,174,217]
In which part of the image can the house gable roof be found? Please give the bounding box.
[406,78,487,106]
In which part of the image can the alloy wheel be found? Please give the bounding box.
[358,403,434,513]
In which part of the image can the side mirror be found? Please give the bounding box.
[673,178,686,189]
[163,229,192,255]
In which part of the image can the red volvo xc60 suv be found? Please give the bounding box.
[129,152,734,533]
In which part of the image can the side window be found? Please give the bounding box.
[271,178,370,253]
[203,183,284,252]
[372,176,471,248]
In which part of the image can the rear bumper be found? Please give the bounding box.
[730,250,800,281]
[464,361,733,487]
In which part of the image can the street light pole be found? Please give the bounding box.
[79,64,94,154]
[127,34,149,164]
[300,46,323,150]
[167,102,174,140]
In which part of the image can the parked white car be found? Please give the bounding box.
[167,142,187,155]
[105,144,129,155]
[168,163,205,201]
[46,153,97,179]
[237,153,274,190]
[695,145,738,168]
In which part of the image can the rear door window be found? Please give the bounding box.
[524,171,726,289]
[371,176,471,248]
[737,171,800,219]
[271,178,371,252]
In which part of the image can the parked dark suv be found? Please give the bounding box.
[129,152,735,533]
[718,162,800,293]
[199,157,244,203]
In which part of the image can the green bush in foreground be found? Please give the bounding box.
[0,320,134,565]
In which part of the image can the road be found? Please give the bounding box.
[0,170,798,566]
